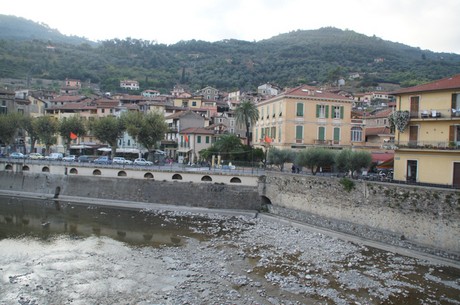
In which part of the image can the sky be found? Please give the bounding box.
[2,0,460,54]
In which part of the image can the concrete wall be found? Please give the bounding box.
[261,173,460,260]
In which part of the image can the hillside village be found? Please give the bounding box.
[1,74,460,188]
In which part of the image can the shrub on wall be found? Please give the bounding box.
[339,177,355,192]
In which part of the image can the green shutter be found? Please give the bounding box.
[316,105,320,118]
[297,103,304,116]
[197,136,201,143]
[318,127,325,140]
[340,106,344,119]
[325,105,329,118]
[206,136,210,143]
[296,126,303,139]
[334,127,340,141]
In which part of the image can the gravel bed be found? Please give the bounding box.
[0,209,459,305]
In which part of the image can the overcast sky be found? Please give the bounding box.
[2,0,460,54]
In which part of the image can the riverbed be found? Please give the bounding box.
[0,197,459,304]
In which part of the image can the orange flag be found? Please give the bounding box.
[70,132,78,140]
[264,135,272,143]
[184,135,189,142]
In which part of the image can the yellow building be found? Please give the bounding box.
[254,85,354,149]
[392,74,460,187]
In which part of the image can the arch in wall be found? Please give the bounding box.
[230,177,241,183]
[172,173,183,180]
[118,171,127,177]
[69,168,78,174]
[93,169,101,176]
[42,166,50,172]
[144,172,154,179]
[5,164,13,171]
[201,175,212,182]
[260,195,273,212]
[22,165,30,171]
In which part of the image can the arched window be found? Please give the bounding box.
[230,177,241,183]
[172,174,183,180]
[201,175,212,182]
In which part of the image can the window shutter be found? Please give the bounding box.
[318,127,325,140]
[449,125,455,142]
[334,127,340,141]
[296,126,303,139]
[340,106,344,119]
[325,105,329,118]
[316,105,320,118]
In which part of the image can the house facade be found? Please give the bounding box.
[120,80,140,90]
[254,85,354,150]
[178,127,214,164]
[391,74,460,187]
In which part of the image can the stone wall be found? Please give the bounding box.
[261,173,460,260]
[0,171,262,210]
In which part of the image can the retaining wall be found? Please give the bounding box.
[261,173,460,260]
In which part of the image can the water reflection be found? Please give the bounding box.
[0,195,206,247]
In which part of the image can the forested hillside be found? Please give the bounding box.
[1,15,459,93]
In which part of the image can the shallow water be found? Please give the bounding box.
[0,196,459,305]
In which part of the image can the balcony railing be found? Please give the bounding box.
[410,108,460,119]
[393,140,460,150]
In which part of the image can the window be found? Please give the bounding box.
[192,101,197,106]
[278,126,282,142]
[318,126,325,141]
[296,103,304,116]
[271,127,276,140]
[197,136,201,143]
[295,126,303,143]
[332,106,343,119]
[205,136,210,144]
[333,127,340,144]
[351,127,362,142]
[316,105,329,118]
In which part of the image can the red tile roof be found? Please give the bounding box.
[52,95,87,102]
[180,127,214,135]
[392,74,460,94]
[283,85,353,101]
[366,126,391,136]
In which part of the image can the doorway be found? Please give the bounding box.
[453,162,460,188]
[407,160,417,183]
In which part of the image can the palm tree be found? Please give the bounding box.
[234,99,259,147]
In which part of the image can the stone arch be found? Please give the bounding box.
[172,173,183,180]
[5,164,13,171]
[22,165,30,171]
[42,166,50,172]
[93,169,101,176]
[69,168,78,174]
[144,172,154,179]
[118,171,127,177]
[260,195,273,212]
[230,177,241,183]
[201,175,212,182]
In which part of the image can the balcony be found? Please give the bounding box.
[410,108,460,120]
[394,140,460,151]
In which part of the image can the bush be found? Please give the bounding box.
[339,177,355,192]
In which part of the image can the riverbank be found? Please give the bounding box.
[0,197,459,304]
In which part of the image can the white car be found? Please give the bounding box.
[62,155,76,162]
[112,157,133,165]
[134,158,153,166]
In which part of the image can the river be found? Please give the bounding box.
[0,195,459,304]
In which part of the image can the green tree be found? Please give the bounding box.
[335,149,372,178]
[0,113,22,152]
[296,147,335,175]
[34,116,58,155]
[90,116,125,158]
[58,115,86,154]
[122,111,168,158]
[268,147,296,171]
[234,100,259,147]
[209,134,246,161]
[21,115,40,154]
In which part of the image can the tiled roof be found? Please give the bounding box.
[52,95,87,102]
[365,126,391,136]
[391,74,460,94]
[283,85,353,101]
[48,101,96,110]
[367,108,393,118]
[179,127,214,135]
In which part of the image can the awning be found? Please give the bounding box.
[70,145,93,149]
[97,147,111,152]
[177,148,192,153]
[377,158,394,169]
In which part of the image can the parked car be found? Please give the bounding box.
[45,153,63,161]
[28,152,45,160]
[134,158,153,166]
[62,155,76,162]
[10,152,25,159]
[78,155,93,163]
[112,157,133,165]
[94,156,112,165]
